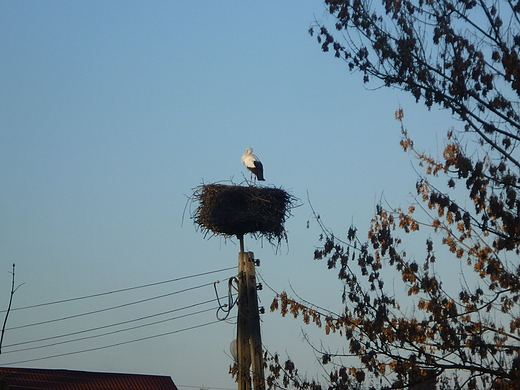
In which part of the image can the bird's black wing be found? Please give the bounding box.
[253,161,265,181]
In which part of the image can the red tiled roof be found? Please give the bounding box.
[0,367,178,390]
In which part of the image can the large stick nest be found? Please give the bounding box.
[192,183,297,242]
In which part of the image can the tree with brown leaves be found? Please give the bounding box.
[267,1,520,389]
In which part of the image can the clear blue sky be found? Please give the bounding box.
[0,2,454,389]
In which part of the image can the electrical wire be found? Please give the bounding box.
[3,306,218,354]
[3,298,216,349]
[177,385,236,390]
[0,267,240,366]
[214,277,238,321]
[0,265,236,313]
[7,281,215,331]
[1,316,237,366]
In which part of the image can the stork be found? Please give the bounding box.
[241,147,265,183]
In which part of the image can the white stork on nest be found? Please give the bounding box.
[241,147,265,183]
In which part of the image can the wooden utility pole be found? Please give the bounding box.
[245,251,264,390]
[237,248,252,390]
[237,236,265,390]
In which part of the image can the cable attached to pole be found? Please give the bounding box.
[214,277,238,321]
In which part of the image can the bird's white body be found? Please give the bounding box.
[241,147,260,169]
[241,147,265,182]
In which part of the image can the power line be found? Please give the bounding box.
[4,298,216,349]
[4,306,218,354]
[177,385,236,390]
[1,316,237,366]
[0,266,240,366]
[7,281,216,331]
[214,278,238,321]
[1,265,236,313]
